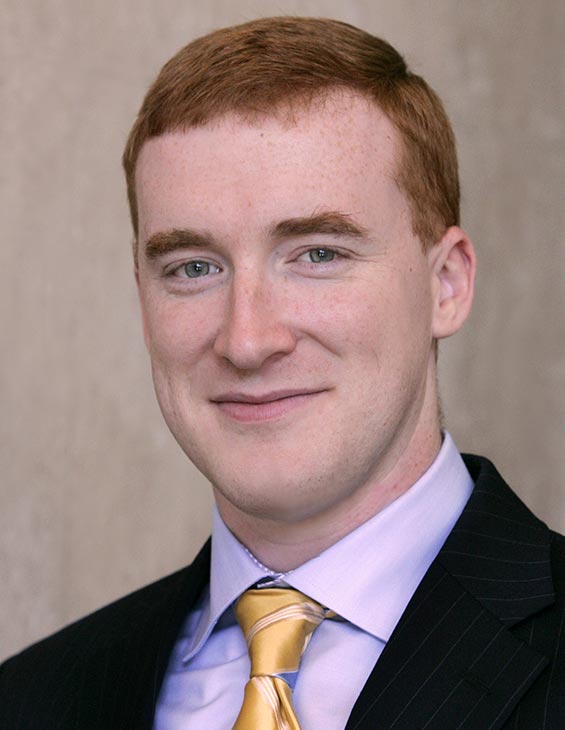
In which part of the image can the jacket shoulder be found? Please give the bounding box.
[3,563,192,666]
[0,541,210,729]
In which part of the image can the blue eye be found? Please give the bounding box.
[308,248,336,263]
[184,261,211,278]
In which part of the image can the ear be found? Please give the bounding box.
[428,226,476,339]
[135,267,151,351]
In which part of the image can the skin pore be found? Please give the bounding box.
[135,91,475,571]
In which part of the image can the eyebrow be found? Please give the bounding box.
[143,211,369,260]
[271,211,369,240]
[144,229,215,260]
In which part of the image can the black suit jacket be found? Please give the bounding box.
[1,455,564,729]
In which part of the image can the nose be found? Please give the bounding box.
[213,271,297,370]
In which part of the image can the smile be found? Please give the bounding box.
[211,389,326,423]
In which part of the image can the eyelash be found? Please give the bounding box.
[295,247,343,265]
[165,260,222,280]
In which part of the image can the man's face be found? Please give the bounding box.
[135,93,440,530]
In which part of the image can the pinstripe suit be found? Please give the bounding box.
[1,454,563,729]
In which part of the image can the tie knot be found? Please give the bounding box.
[235,587,326,679]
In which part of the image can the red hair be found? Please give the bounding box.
[123,17,459,261]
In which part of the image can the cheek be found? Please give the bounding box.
[292,280,366,330]
[144,297,216,367]
[304,273,432,362]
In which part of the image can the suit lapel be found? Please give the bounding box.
[74,539,211,730]
[346,456,554,730]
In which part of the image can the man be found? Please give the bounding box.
[1,17,563,729]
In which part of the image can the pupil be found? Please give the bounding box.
[185,261,209,278]
[311,248,334,262]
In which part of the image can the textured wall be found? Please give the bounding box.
[1,0,563,661]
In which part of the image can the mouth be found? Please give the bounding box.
[210,389,326,423]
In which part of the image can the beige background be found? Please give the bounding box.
[1,0,563,662]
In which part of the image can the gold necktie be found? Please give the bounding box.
[233,587,327,730]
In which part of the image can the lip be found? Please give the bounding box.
[211,389,326,423]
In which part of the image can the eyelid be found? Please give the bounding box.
[294,246,345,262]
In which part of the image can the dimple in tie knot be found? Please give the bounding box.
[233,587,327,730]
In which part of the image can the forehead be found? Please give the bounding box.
[135,92,407,241]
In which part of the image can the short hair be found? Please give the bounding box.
[123,16,459,262]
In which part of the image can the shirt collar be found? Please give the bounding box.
[184,432,473,658]
[286,432,474,640]
[181,507,278,661]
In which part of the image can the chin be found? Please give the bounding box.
[211,457,356,524]
[219,489,323,525]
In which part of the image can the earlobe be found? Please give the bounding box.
[430,226,476,340]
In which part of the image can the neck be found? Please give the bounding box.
[216,423,443,573]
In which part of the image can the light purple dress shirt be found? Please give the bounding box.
[154,432,474,729]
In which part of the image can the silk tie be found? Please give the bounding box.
[233,587,328,730]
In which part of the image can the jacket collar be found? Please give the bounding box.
[73,539,211,729]
[346,455,553,729]
[439,454,554,624]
